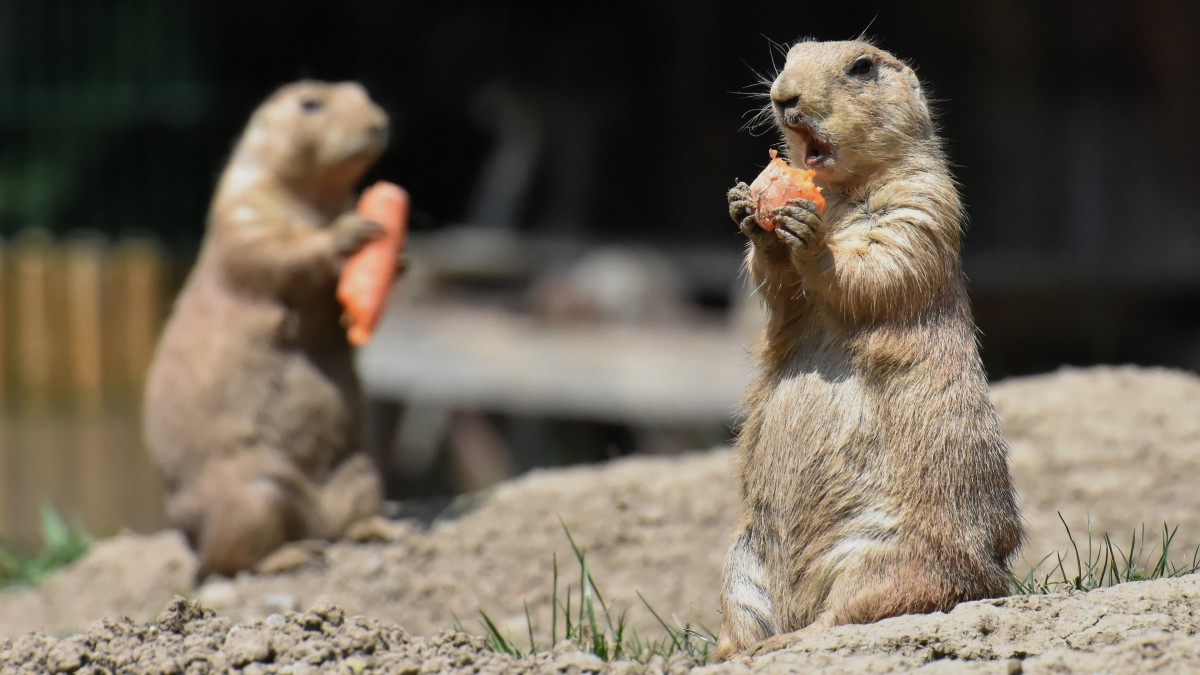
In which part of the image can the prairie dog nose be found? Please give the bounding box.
[773,95,800,117]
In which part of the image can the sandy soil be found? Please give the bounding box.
[1,365,1198,673]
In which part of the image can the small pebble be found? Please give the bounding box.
[263,593,300,613]
[196,580,239,609]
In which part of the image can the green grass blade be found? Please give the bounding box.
[1154,524,1176,579]
[563,584,574,641]
[524,600,537,653]
[1057,513,1084,590]
[560,521,606,659]
[40,505,71,551]
[472,522,713,665]
[479,610,522,658]
[638,591,685,653]
[551,552,559,646]
[582,558,604,659]
[560,521,612,611]
[1015,517,1200,596]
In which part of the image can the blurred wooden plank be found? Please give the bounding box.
[0,239,6,533]
[12,230,54,407]
[97,238,168,534]
[112,239,169,528]
[358,304,753,425]
[0,239,6,409]
[0,232,171,545]
[64,234,109,528]
[66,234,105,413]
[111,237,165,393]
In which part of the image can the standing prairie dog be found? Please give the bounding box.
[716,40,1022,659]
[144,81,393,578]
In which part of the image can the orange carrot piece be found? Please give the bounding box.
[747,148,825,230]
[337,181,410,346]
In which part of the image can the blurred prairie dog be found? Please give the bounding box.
[716,40,1022,659]
[144,81,393,577]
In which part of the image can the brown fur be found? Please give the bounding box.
[715,40,1022,659]
[143,81,391,578]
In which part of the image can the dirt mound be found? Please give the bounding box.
[0,598,531,674]
[722,572,1200,673]
[0,365,1198,673]
[4,577,1200,673]
[995,365,1200,571]
[0,448,736,642]
[0,529,197,636]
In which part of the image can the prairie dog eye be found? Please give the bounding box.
[299,97,324,113]
[847,56,876,79]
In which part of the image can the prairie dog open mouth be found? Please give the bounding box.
[790,125,833,168]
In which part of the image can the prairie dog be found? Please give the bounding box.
[144,81,392,577]
[716,40,1022,658]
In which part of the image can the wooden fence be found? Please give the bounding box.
[0,230,170,549]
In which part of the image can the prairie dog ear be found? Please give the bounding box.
[902,67,930,118]
[900,67,923,97]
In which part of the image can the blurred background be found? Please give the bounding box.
[1,1,1197,547]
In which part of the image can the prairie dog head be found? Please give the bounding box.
[770,40,933,186]
[229,80,389,188]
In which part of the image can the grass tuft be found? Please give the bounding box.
[472,521,714,664]
[0,505,92,589]
[1012,512,1200,595]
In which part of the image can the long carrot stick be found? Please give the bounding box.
[337,181,410,346]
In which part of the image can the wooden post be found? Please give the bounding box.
[111,237,169,531]
[0,236,7,534]
[65,233,107,526]
[0,236,7,410]
[12,229,53,408]
[113,238,164,393]
[66,234,105,414]
[9,229,71,545]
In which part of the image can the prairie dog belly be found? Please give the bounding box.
[261,343,364,480]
